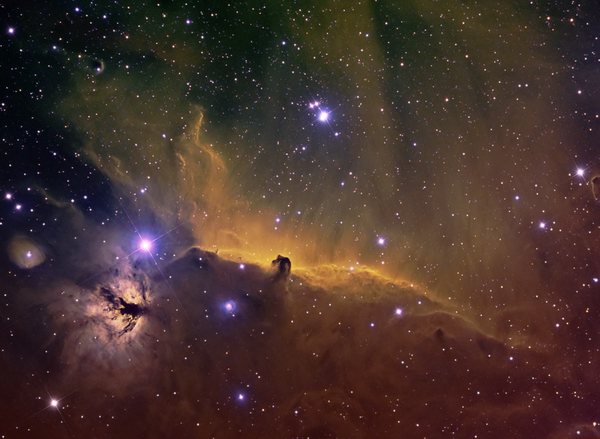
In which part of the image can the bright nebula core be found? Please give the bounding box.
[223,300,236,314]
[2,1,600,438]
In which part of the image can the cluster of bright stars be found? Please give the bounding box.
[308,101,330,122]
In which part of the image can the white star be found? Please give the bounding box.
[140,239,151,251]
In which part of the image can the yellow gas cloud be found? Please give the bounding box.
[7,235,46,269]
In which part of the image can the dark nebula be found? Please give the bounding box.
[592,176,600,203]
[2,0,600,438]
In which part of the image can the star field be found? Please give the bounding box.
[2,0,600,438]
